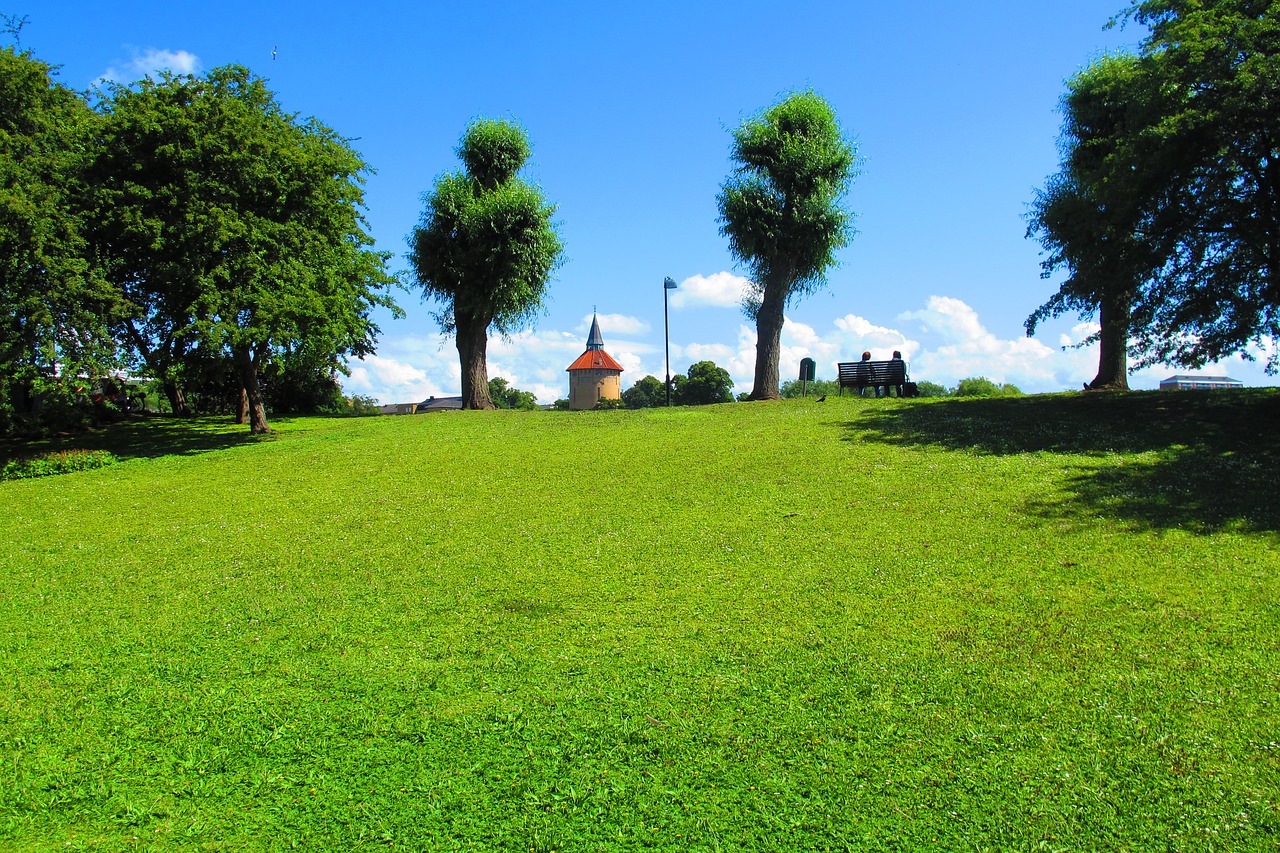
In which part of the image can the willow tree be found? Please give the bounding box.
[718,91,857,400]
[408,119,564,410]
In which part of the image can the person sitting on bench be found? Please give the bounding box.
[890,350,908,397]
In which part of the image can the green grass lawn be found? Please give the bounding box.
[2,391,1277,851]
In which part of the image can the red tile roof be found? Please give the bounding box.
[566,349,623,372]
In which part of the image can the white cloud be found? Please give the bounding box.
[612,348,651,380]
[684,342,736,364]
[898,296,987,345]
[577,313,651,336]
[344,354,449,404]
[669,272,751,309]
[897,296,1064,389]
[99,48,202,85]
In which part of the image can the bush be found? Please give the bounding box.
[780,378,840,399]
[344,395,381,416]
[914,381,949,398]
[952,377,1023,398]
[1,449,118,480]
[593,398,624,410]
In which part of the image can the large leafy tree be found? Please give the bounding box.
[408,119,564,410]
[1032,0,1280,377]
[1121,0,1280,370]
[678,360,735,405]
[718,91,858,401]
[91,65,398,432]
[1026,53,1186,389]
[622,375,666,409]
[0,47,116,431]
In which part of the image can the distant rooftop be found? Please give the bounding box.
[1159,374,1243,389]
[417,395,464,411]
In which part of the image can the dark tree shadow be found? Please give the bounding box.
[844,389,1280,535]
[0,415,266,464]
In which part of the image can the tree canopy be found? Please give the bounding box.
[718,91,858,400]
[488,376,538,410]
[91,65,398,432]
[0,47,116,432]
[622,375,666,409]
[1029,0,1280,377]
[408,119,564,410]
[1124,0,1280,369]
[679,360,735,405]
[1026,53,1180,389]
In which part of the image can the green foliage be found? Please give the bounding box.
[1,393,1277,848]
[677,360,734,405]
[458,118,531,189]
[1032,1,1280,373]
[1,448,116,480]
[719,91,858,295]
[621,374,665,408]
[953,376,1023,398]
[913,380,949,398]
[1124,0,1280,369]
[1027,52,1174,389]
[592,397,623,410]
[262,348,347,415]
[719,90,858,399]
[488,376,539,410]
[0,48,118,435]
[342,394,381,416]
[91,64,399,433]
[408,118,564,409]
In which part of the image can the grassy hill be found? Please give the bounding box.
[2,391,1277,851]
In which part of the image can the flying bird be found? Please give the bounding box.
[272,45,278,61]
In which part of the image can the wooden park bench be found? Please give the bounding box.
[837,360,911,397]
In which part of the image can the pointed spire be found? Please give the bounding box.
[586,313,604,351]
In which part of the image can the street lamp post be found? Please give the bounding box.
[663,276,677,406]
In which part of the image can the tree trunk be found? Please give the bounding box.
[1087,289,1131,391]
[10,378,34,415]
[127,321,190,416]
[455,313,495,410]
[748,276,788,401]
[234,346,271,433]
[236,387,249,424]
[161,378,190,417]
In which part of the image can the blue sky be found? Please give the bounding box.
[29,0,1280,402]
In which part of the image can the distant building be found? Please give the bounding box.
[565,314,623,410]
[379,402,418,415]
[1159,374,1244,391]
[417,395,464,412]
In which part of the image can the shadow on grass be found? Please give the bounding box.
[844,389,1280,535]
[0,415,266,464]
